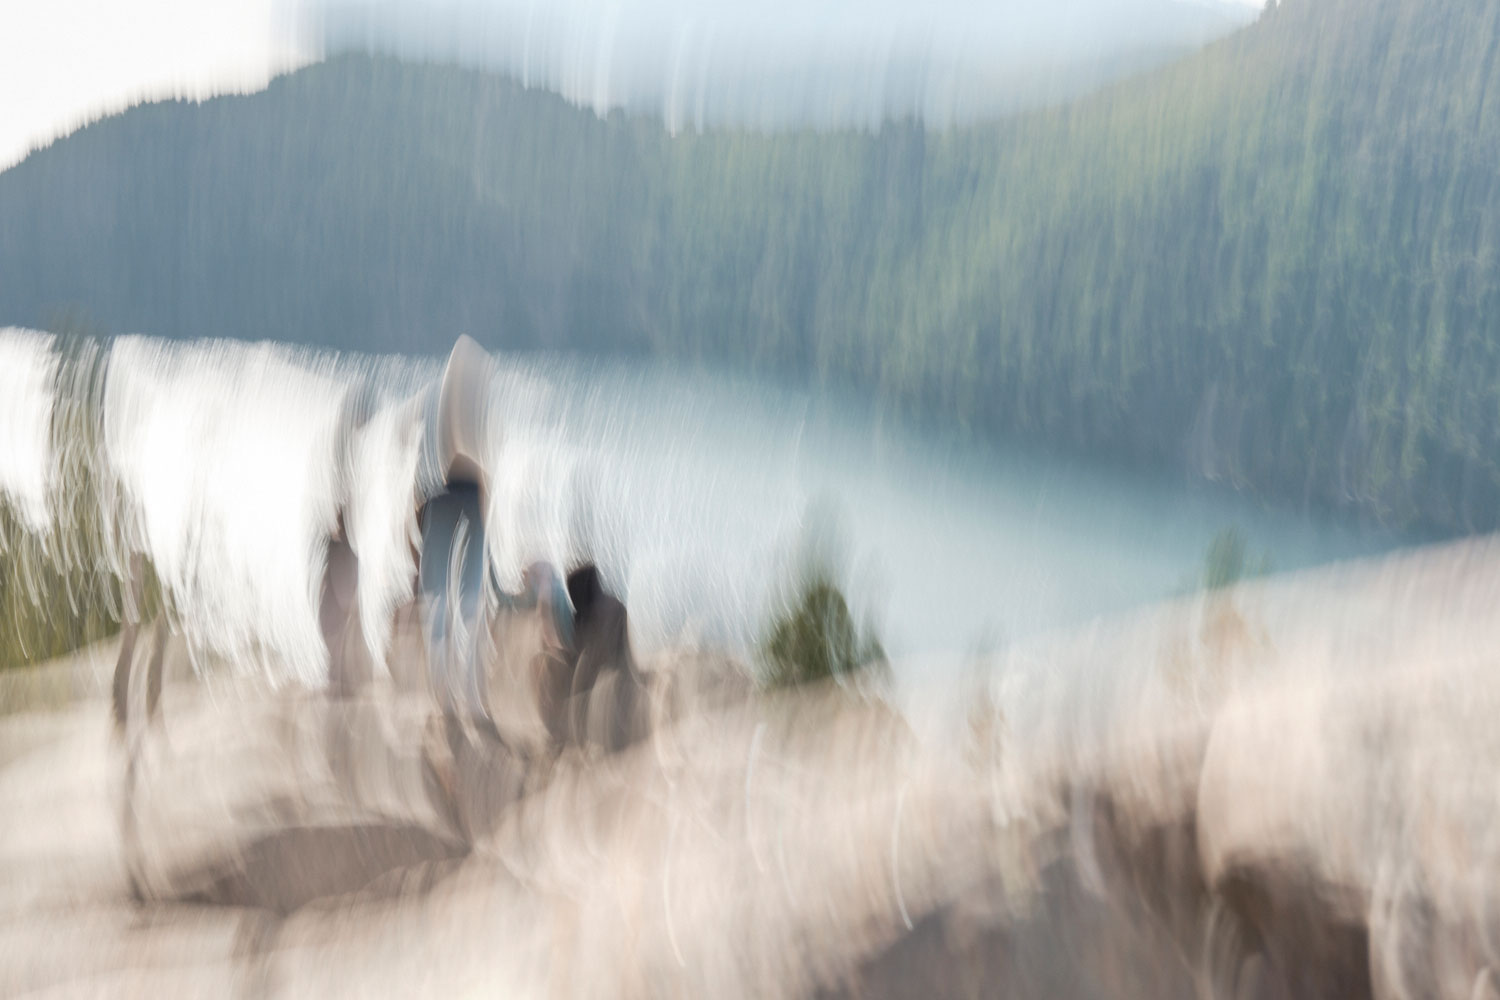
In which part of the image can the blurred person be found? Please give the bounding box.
[563,562,650,753]
[508,559,576,748]
[319,511,370,700]
[110,553,165,735]
[415,336,498,740]
[110,551,169,901]
[321,382,381,700]
[418,479,490,732]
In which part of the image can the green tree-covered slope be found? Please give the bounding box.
[2,0,1497,532]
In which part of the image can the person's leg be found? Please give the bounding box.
[111,555,147,734]
[455,504,487,725]
[144,619,166,723]
[119,619,168,903]
[420,496,462,713]
[110,621,138,735]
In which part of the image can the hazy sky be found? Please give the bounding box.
[0,0,312,168]
[0,0,1258,169]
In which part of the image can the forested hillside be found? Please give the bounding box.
[2,0,1498,532]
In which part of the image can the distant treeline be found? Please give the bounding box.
[2,0,1497,533]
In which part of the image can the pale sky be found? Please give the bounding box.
[0,0,312,169]
[0,0,1261,170]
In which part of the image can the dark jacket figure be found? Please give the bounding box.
[417,481,489,722]
[564,564,649,753]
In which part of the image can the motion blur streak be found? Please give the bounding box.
[4,477,1500,995]
[103,337,357,683]
[0,329,1399,683]
[310,0,1254,132]
[0,0,1251,169]
[3,0,1497,994]
[0,328,1494,998]
[0,328,55,536]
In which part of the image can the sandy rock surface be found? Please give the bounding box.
[4,537,1500,998]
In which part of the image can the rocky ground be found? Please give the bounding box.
[3,537,1500,998]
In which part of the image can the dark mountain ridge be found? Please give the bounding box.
[3,0,1498,533]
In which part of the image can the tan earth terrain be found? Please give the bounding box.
[3,537,1499,998]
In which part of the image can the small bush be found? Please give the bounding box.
[1201,526,1271,592]
[758,502,887,692]
[760,570,887,691]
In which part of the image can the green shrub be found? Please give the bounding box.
[760,570,887,691]
[1200,526,1271,592]
[758,504,888,692]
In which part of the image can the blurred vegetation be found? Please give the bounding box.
[758,506,888,692]
[1201,527,1271,592]
[760,571,888,692]
[1161,526,1275,700]
[1,0,1497,533]
[0,333,160,669]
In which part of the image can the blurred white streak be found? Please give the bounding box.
[311,0,1255,133]
[346,395,424,669]
[103,337,350,683]
[0,331,1404,697]
[0,0,1255,171]
[0,328,57,537]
